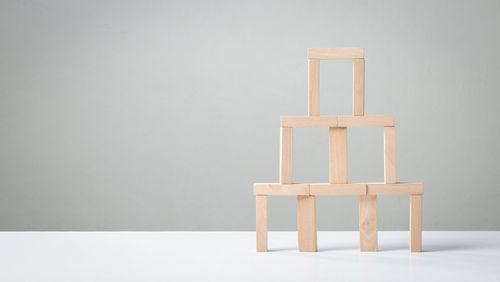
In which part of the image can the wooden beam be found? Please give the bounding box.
[384,126,396,183]
[281,116,337,128]
[281,115,393,128]
[353,58,365,116]
[337,115,394,127]
[256,195,268,252]
[410,195,423,252]
[308,60,320,116]
[308,48,364,60]
[297,195,317,252]
[254,183,310,195]
[310,183,366,195]
[330,127,348,184]
[359,195,378,251]
[280,127,293,184]
[367,183,423,195]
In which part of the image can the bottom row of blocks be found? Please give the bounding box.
[254,182,423,196]
[255,193,423,253]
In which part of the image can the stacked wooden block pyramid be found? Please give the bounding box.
[253,48,423,252]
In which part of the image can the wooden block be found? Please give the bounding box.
[297,195,317,252]
[281,116,338,128]
[310,183,366,195]
[253,183,310,195]
[308,48,364,60]
[337,115,394,127]
[329,127,348,184]
[367,183,423,195]
[384,126,396,183]
[353,58,365,116]
[256,195,268,252]
[410,195,423,252]
[359,195,378,252]
[280,127,293,184]
[281,116,394,128]
[308,60,320,116]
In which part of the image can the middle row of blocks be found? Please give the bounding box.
[254,183,424,196]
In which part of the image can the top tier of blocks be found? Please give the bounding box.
[307,48,365,117]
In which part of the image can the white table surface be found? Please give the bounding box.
[0,231,499,282]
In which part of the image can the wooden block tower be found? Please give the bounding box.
[253,48,423,252]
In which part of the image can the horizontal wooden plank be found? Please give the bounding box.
[308,48,364,60]
[254,183,423,196]
[281,115,394,128]
[337,115,394,127]
[367,183,423,195]
[253,183,310,195]
[281,116,338,127]
[310,184,366,195]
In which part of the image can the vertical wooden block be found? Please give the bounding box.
[280,127,293,184]
[384,126,396,183]
[297,195,317,252]
[359,195,378,252]
[329,127,348,184]
[410,195,423,252]
[308,59,320,116]
[353,58,365,116]
[256,195,268,252]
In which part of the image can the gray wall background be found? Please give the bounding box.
[1,0,499,231]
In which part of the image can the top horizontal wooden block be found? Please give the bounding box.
[308,48,364,60]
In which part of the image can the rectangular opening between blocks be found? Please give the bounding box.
[349,127,384,183]
[293,127,330,184]
[320,60,353,116]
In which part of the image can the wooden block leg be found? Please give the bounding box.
[410,195,423,252]
[384,126,396,183]
[359,195,378,252]
[280,127,293,184]
[353,58,365,116]
[256,195,268,252]
[308,59,320,116]
[329,127,348,184]
[297,195,317,252]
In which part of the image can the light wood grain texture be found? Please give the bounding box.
[337,115,394,127]
[353,58,365,116]
[330,127,348,184]
[308,48,364,60]
[308,60,320,116]
[297,195,317,252]
[256,195,268,252]
[367,183,423,195]
[310,183,366,195]
[280,127,293,184]
[253,183,310,195]
[253,182,423,195]
[281,115,394,128]
[281,116,338,128]
[410,195,423,252]
[384,126,396,183]
[359,195,378,251]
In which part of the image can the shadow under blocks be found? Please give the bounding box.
[253,48,423,253]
